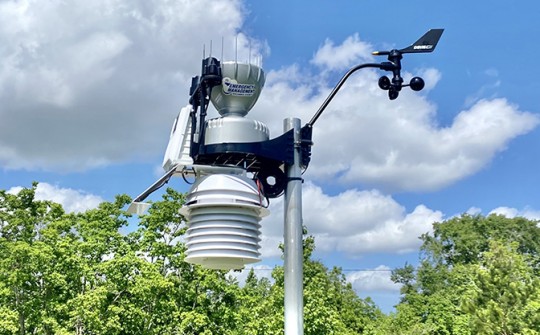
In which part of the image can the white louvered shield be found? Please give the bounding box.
[179,173,269,270]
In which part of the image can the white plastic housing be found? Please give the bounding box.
[179,173,269,270]
[162,105,194,172]
[204,115,269,145]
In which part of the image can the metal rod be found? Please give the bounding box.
[307,63,386,127]
[283,117,304,335]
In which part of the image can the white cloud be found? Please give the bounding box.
[489,206,540,221]
[259,182,442,257]
[347,265,401,292]
[259,183,539,256]
[466,207,482,215]
[0,0,250,171]
[259,233,284,259]
[255,49,539,192]
[489,206,519,218]
[8,182,104,212]
[1,3,537,198]
[311,33,373,71]
[464,68,502,107]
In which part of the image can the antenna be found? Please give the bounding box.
[235,35,238,63]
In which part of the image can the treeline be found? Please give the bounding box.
[1,183,540,334]
[0,184,378,334]
[377,214,540,335]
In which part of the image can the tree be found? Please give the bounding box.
[0,183,72,334]
[460,241,540,334]
[420,214,540,268]
[384,214,540,335]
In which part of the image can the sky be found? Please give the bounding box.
[1,0,540,312]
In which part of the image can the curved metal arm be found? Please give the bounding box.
[307,62,396,127]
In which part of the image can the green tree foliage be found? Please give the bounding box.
[5,184,540,335]
[377,214,540,335]
[421,214,540,267]
[243,234,382,335]
[460,241,540,334]
[0,184,380,334]
[300,235,382,334]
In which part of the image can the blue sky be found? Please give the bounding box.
[1,0,539,312]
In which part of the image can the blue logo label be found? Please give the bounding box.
[222,78,256,96]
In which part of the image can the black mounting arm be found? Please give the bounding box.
[188,57,223,158]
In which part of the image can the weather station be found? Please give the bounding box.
[128,29,444,335]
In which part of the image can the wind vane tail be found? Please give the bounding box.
[399,29,444,54]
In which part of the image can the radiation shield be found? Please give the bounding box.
[179,172,269,270]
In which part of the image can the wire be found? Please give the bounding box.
[254,176,270,208]
[181,167,195,185]
[238,268,396,273]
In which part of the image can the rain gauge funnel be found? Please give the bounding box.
[205,61,269,145]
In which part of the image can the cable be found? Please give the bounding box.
[181,167,195,185]
[237,268,398,273]
[254,176,270,208]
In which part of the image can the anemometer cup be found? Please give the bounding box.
[378,76,391,90]
[409,77,425,91]
[388,89,399,100]
[378,75,425,99]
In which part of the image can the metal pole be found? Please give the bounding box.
[283,117,303,335]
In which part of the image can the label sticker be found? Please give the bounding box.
[222,77,256,96]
